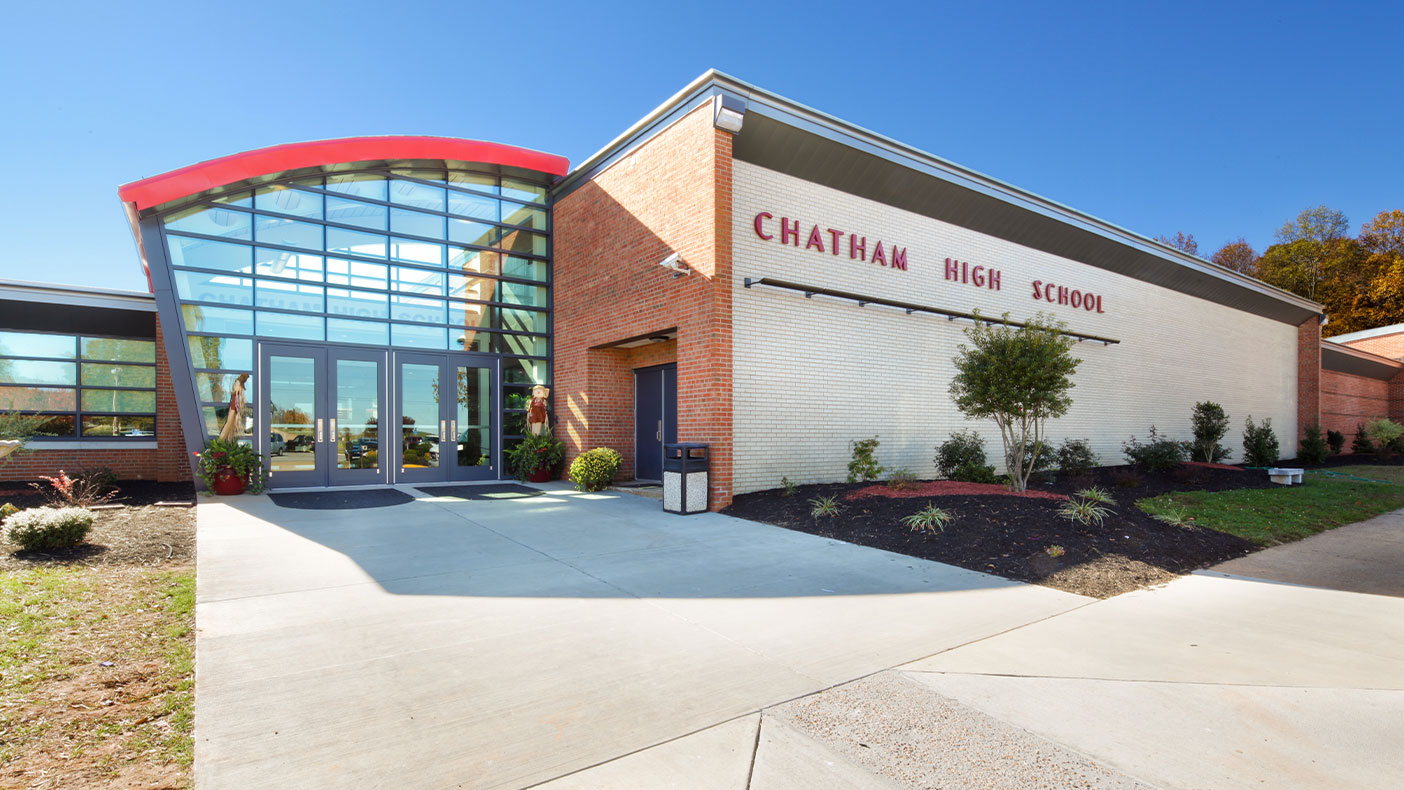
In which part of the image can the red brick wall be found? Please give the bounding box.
[554,104,735,507]
[1338,331,1404,362]
[0,316,188,483]
[1390,370,1404,424]
[1297,317,1321,437]
[1320,369,1390,443]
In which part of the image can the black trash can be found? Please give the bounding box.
[663,443,709,514]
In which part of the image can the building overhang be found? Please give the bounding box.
[1321,341,1404,380]
[560,70,1323,327]
[0,279,156,338]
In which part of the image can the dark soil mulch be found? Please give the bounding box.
[724,464,1274,599]
[0,479,196,570]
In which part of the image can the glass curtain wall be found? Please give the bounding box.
[158,167,551,464]
[0,331,158,438]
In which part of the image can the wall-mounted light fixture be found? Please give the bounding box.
[658,252,691,278]
[713,95,746,134]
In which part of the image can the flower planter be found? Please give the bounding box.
[211,467,247,496]
[527,466,553,483]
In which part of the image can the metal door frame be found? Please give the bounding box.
[390,351,501,485]
[326,348,389,487]
[258,343,329,489]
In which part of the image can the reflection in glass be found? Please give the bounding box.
[400,363,440,470]
[188,336,253,370]
[447,191,498,221]
[81,337,157,363]
[497,282,547,307]
[456,366,492,468]
[0,386,77,411]
[447,171,497,194]
[82,414,157,437]
[326,195,388,230]
[164,206,253,239]
[391,295,446,324]
[499,308,547,334]
[269,356,317,474]
[181,305,254,335]
[336,359,380,470]
[502,178,547,203]
[391,208,445,240]
[328,318,389,346]
[81,364,155,388]
[449,302,492,331]
[256,280,325,313]
[327,288,390,319]
[256,312,325,341]
[449,247,499,275]
[502,204,547,230]
[326,227,388,259]
[256,186,323,219]
[174,271,254,306]
[389,238,444,267]
[326,174,388,201]
[255,249,324,281]
[254,215,323,250]
[500,229,547,256]
[32,414,77,437]
[503,358,549,386]
[0,360,76,386]
[453,330,491,352]
[497,334,548,357]
[389,179,446,212]
[391,267,445,295]
[168,237,254,272]
[0,331,75,359]
[391,324,448,349]
[81,389,156,413]
[326,258,388,289]
[448,219,498,248]
[196,372,253,403]
[502,256,547,282]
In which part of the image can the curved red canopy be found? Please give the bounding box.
[118,136,570,211]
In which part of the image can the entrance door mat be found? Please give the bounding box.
[414,484,543,500]
[268,489,416,510]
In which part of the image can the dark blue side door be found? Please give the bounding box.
[633,363,677,481]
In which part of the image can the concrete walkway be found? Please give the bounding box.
[1212,507,1404,596]
[194,484,1086,789]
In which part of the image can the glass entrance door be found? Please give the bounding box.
[393,353,497,483]
[259,344,386,488]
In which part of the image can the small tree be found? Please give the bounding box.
[0,411,46,468]
[1242,416,1280,467]
[1298,424,1329,465]
[950,312,1080,492]
[1365,419,1403,461]
[1190,402,1230,463]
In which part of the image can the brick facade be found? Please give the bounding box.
[1320,369,1390,441]
[0,315,186,482]
[1297,317,1322,435]
[553,104,735,507]
[1337,330,1404,362]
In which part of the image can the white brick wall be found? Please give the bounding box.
[730,161,1299,494]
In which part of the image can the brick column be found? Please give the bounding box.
[1390,369,1404,424]
[154,317,191,482]
[1297,316,1322,438]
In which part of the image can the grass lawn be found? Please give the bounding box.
[1138,475,1404,546]
[1321,465,1404,484]
[0,564,194,788]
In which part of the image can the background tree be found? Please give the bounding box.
[1210,237,1258,275]
[1154,231,1199,256]
[950,313,1080,492]
[1268,205,1350,300]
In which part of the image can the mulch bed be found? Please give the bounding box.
[724,464,1276,599]
[847,480,1067,501]
[0,480,196,570]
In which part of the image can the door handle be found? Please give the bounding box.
[329,418,337,438]
[656,419,662,442]
[316,419,323,443]
[450,420,457,439]
[440,420,446,442]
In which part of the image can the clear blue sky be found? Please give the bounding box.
[1,0,1399,292]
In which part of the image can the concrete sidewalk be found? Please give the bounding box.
[194,484,1086,789]
[1212,507,1404,596]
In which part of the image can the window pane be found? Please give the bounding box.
[391,324,447,349]
[326,173,388,201]
[181,305,254,335]
[503,358,549,386]
[327,288,389,319]
[213,191,253,208]
[0,331,75,359]
[448,219,498,248]
[496,334,548,357]
[500,229,547,256]
[391,295,446,324]
[82,415,156,437]
[327,318,389,346]
[390,208,445,240]
[255,186,323,219]
[497,282,547,307]
[82,389,156,413]
[447,191,499,221]
[81,364,155,388]
[256,280,325,313]
[196,372,251,403]
[452,329,491,352]
[502,178,547,203]
[0,359,76,386]
[447,171,497,194]
[326,195,388,230]
[389,178,446,212]
[326,227,388,259]
[391,266,444,295]
[499,308,547,333]
[163,205,252,240]
[174,271,254,306]
[188,336,252,370]
[81,337,156,363]
[448,247,500,276]
[168,236,253,272]
[326,258,388,289]
[389,238,444,266]
[254,215,323,250]
[257,312,325,341]
[255,249,324,281]
[502,203,547,230]
[0,386,76,411]
[501,256,547,282]
[449,302,492,330]
[31,414,76,437]
[448,273,491,301]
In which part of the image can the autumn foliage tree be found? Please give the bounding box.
[1154,231,1199,256]
[1211,237,1258,275]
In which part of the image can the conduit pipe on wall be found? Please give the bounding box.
[742,277,1120,345]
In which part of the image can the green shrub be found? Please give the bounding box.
[0,502,17,523]
[1122,426,1186,472]
[809,495,840,518]
[568,447,623,492]
[1352,423,1374,454]
[1299,424,1329,465]
[935,429,997,483]
[1076,487,1115,505]
[886,468,917,490]
[1365,419,1404,460]
[846,437,884,483]
[1190,402,1231,463]
[1055,438,1098,478]
[5,507,95,550]
[781,476,798,497]
[1242,416,1280,467]
[505,429,565,481]
[1056,496,1112,527]
[1326,430,1345,455]
[902,505,952,533]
